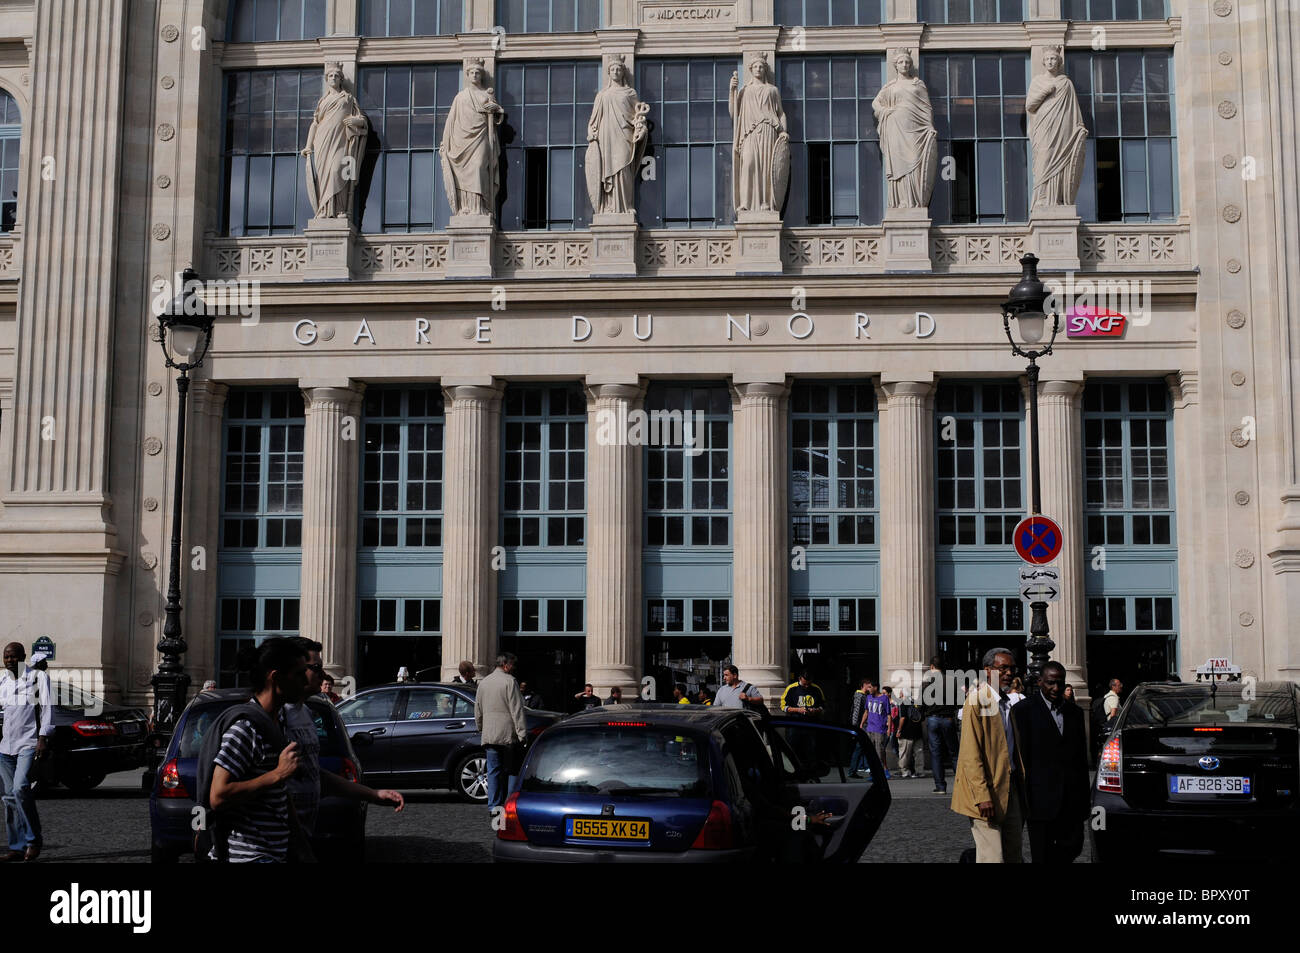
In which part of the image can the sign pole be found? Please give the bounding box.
[1024,357,1053,693]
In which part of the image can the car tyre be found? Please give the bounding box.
[60,770,106,793]
[454,751,489,803]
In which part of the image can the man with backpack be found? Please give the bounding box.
[713,665,764,710]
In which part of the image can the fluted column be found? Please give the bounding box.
[299,381,365,677]
[731,380,790,703]
[1035,379,1086,689]
[585,380,644,696]
[182,380,228,688]
[879,380,936,680]
[441,381,504,680]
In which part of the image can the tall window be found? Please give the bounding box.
[497,62,600,230]
[779,56,884,227]
[1069,50,1177,223]
[360,0,463,34]
[496,0,599,32]
[221,69,321,236]
[228,0,327,41]
[790,382,877,546]
[936,382,1023,547]
[774,0,882,25]
[361,388,444,548]
[358,65,460,233]
[645,384,732,547]
[924,53,1029,225]
[636,58,739,229]
[1065,0,1166,19]
[920,0,1024,21]
[0,90,19,231]
[1084,381,1173,547]
[502,384,586,547]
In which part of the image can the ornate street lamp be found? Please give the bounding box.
[1001,253,1061,693]
[151,268,215,739]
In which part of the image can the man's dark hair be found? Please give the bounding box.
[1042,661,1067,680]
[237,637,308,690]
[288,636,322,654]
[929,655,942,669]
[797,669,810,679]
[674,682,687,694]
[321,673,335,686]
[1109,677,1122,690]
[724,664,739,678]
[861,677,872,688]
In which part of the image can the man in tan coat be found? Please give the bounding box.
[474,653,527,811]
[950,647,1025,862]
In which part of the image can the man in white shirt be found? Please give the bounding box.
[0,643,53,861]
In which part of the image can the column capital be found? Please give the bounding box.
[1166,370,1198,408]
[584,379,646,404]
[1039,378,1085,400]
[880,380,936,401]
[189,380,229,418]
[442,379,505,405]
[731,379,790,402]
[301,379,365,412]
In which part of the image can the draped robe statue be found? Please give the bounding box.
[872,52,938,210]
[585,58,649,216]
[1027,48,1089,209]
[729,57,790,215]
[301,63,369,219]
[441,61,506,218]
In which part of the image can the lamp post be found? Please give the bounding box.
[1001,253,1061,694]
[151,268,215,738]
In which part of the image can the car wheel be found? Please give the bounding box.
[60,770,106,793]
[454,751,489,803]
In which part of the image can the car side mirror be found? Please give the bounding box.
[350,730,374,748]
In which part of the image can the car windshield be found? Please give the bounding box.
[1124,689,1297,728]
[522,726,710,797]
[178,701,345,758]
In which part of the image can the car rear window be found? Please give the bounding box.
[522,726,710,797]
[1123,690,1298,729]
[177,701,345,758]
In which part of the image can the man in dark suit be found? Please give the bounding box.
[1012,660,1090,863]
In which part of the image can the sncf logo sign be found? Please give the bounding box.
[1066,307,1127,338]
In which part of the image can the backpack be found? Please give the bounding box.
[194,700,288,862]
[1090,692,1112,736]
[741,682,765,712]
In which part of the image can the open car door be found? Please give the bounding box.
[764,718,891,863]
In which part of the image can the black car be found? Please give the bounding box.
[337,682,562,802]
[149,688,367,863]
[0,681,148,792]
[1091,680,1300,861]
[494,704,891,863]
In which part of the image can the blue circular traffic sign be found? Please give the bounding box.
[1013,516,1064,565]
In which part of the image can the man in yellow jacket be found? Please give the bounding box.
[950,647,1025,862]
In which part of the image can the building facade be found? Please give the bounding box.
[0,0,1298,712]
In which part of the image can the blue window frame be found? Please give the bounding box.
[920,0,1024,21]
[936,382,1023,547]
[645,384,732,547]
[790,382,877,546]
[502,598,584,634]
[359,597,441,634]
[647,599,730,634]
[358,65,460,234]
[221,69,321,236]
[1069,50,1177,223]
[924,53,1030,225]
[360,0,463,35]
[0,90,19,232]
[939,596,1023,634]
[636,58,739,229]
[361,387,444,549]
[497,61,600,230]
[1083,381,1173,547]
[496,0,599,32]
[792,597,877,633]
[775,0,882,25]
[1065,0,1166,19]
[779,56,885,227]
[502,384,586,548]
[228,0,327,41]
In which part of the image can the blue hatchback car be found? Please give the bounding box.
[494,704,890,863]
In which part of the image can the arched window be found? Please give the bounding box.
[0,90,20,232]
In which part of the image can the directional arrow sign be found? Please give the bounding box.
[1020,583,1060,603]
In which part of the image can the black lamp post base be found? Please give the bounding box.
[1025,600,1055,694]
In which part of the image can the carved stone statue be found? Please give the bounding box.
[729,54,790,215]
[441,58,506,218]
[301,62,370,220]
[585,55,649,216]
[1027,46,1089,209]
[872,50,938,210]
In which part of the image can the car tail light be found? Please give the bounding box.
[498,792,528,842]
[72,719,117,737]
[606,721,649,727]
[341,758,359,783]
[158,758,189,799]
[1194,727,1223,732]
[690,800,735,850]
[1097,735,1123,793]
[528,725,547,740]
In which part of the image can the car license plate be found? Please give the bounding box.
[1169,775,1250,796]
[565,817,651,842]
[119,722,141,736]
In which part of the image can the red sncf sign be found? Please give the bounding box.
[1066,307,1127,338]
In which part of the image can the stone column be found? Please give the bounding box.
[1034,378,1086,690]
[299,381,365,677]
[182,380,228,689]
[1168,371,1209,676]
[441,381,504,680]
[731,380,790,704]
[585,380,644,696]
[879,380,936,680]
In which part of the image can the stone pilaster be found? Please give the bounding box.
[181,380,228,689]
[879,380,936,679]
[441,380,504,680]
[299,381,365,676]
[1168,371,1209,677]
[585,380,645,696]
[731,380,790,703]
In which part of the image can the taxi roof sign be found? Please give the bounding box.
[1194,657,1242,678]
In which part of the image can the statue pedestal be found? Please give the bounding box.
[1030,205,1081,271]
[446,214,495,279]
[882,207,932,272]
[590,213,638,278]
[734,210,784,274]
[303,217,356,281]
